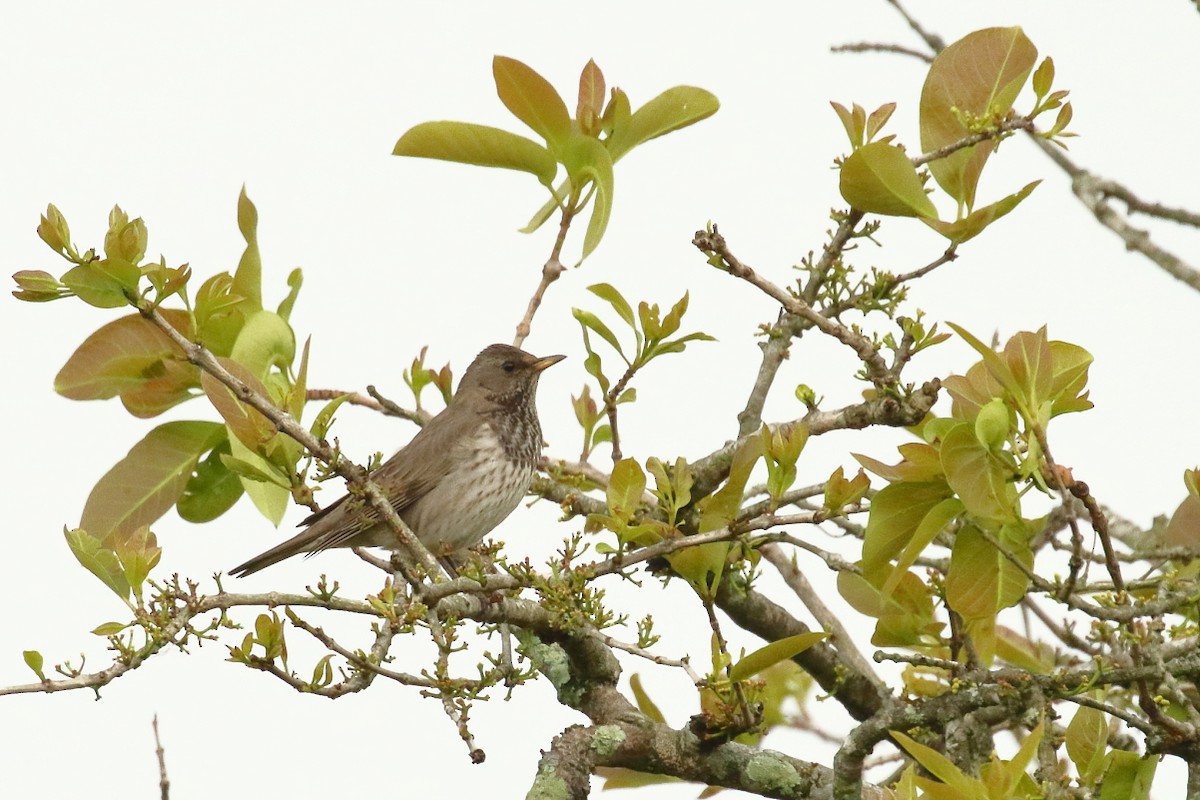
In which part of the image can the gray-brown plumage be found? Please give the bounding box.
[229,344,564,577]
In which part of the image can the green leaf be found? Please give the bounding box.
[945,322,1025,405]
[177,438,244,523]
[1047,341,1093,416]
[665,541,731,599]
[1003,327,1054,412]
[922,180,1040,243]
[1098,750,1157,800]
[559,135,614,262]
[839,141,938,218]
[520,177,571,234]
[920,27,1037,210]
[393,121,557,186]
[79,421,226,541]
[91,621,129,636]
[830,101,864,149]
[288,336,310,419]
[572,308,626,361]
[891,730,988,800]
[1066,704,1109,784]
[728,632,828,682]
[861,480,953,580]
[629,673,666,723]
[225,440,290,525]
[37,203,72,256]
[104,207,148,264]
[311,393,351,440]
[230,310,296,379]
[23,650,46,681]
[659,291,688,339]
[233,187,264,312]
[973,397,1010,450]
[1032,57,1055,99]
[939,422,1017,521]
[64,527,131,602]
[855,442,944,483]
[61,259,140,308]
[607,86,719,162]
[201,363,278,451]
[946,523,1032,622]
[277,267,303,322]
[588,282,636,329]
[607,458,646,522]
[11,269,69,302]
[492,56,571,148]
[193,272,247,357]
[108,525,162,601]
[880,497,964,595]
[697,436,763,533]
[576,58,606,135]
[55,309,192,401]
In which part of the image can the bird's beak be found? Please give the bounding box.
[532,354,566,372]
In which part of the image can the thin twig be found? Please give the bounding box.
[513,195,576,347]
[761,544,887,691]
[596,632,704,684]
[694,226,891,384]
[285,611,441,688]
[152,715,170,800]
[830,42,932,63]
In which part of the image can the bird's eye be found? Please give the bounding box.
[502,361,516,373]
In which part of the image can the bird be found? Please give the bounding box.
[229,343,564,577]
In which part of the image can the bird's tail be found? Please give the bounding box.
[228,533,314,577]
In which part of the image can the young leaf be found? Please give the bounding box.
[629,673,666,724]
[728,632,828,682]
[79,421,226,541]
[108,525,162,601]
[572,308,626,361]
[919,27,1037,210]
[830,101,863,149]
[55,309,192,401]
[588,283,636,329]
[23,651,47,681]
[576,59,606,135]
[606,86,719,162]
[607,458,646,522]
[861,480,952,580]
[891,730,988,799]
[64,527,131,602]
[393,121,557,186]
[229,310,296,379]
[492,56,572,148]
[946,523,1032,622]
[559,135,614,261]
[61,259,139,308]
[839,141,938,218]
[277,267,303,323]
[939,422,1017,521]
[921,180,1040,243]
[1066,704,1109,784]
[177,438,244,523]
[233,187,264,312]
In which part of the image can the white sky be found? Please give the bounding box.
[2,2,1198,797]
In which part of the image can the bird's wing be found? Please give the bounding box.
[228,405,483,577]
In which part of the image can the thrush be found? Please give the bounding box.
[229,343,564,577]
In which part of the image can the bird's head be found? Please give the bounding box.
[455,343,565,406]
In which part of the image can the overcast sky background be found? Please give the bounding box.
[3,2,1198,797]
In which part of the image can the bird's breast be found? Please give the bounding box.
[405,423,536,555]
